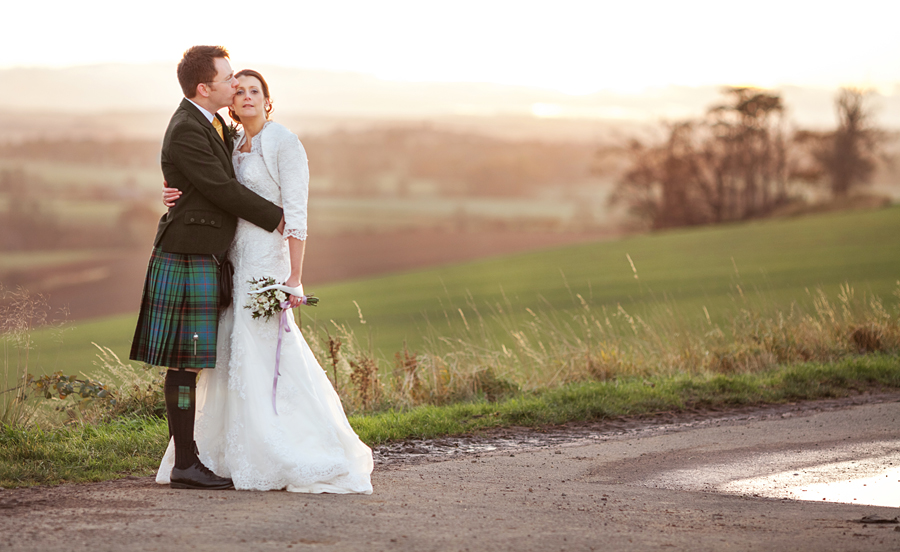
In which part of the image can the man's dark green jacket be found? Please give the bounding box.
[154,99,282,256]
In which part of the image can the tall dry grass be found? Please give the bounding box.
[5,279,898,424]
[303,281,900,414]
[0,284,159,427]
[0,284,47,426]
[91,343,164,420]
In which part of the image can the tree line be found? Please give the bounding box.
[0,129,601,199]
[305,126,598,197]
[610,87,889,229]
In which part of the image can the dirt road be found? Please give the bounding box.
[2,398,899,551]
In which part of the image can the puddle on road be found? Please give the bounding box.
[373,412,749,466]
[375,434,581,465]
[642,440,900,508]
[722,459,900,508]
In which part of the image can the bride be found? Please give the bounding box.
[158,69,373,494]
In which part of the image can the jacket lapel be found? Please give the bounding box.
[181,99,229,158]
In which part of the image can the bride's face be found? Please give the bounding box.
[233,75,268,122]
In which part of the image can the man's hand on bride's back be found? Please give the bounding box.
[276,215,285,235]
[162,180,181,208]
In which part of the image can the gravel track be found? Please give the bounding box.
[2,394,900,551]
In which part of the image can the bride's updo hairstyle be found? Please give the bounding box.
[228,69,274,124]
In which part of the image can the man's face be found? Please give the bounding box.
[206,57,239,110]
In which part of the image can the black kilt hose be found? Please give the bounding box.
[130,248,219,369]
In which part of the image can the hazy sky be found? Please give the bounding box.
[5,0,899,94]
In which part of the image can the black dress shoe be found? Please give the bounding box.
[170,461,234,490]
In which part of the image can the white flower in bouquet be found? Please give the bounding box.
[245,276,281,321]
[245,276,319,322]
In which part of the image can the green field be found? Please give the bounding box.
[305,205,900,356]
[10,206,900,387]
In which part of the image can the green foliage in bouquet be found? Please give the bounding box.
[245,276,284,322]
[245,276,318,322]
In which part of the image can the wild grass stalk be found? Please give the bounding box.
[1,284,164,428]
[5,275,899,423]
[303,280,900,414]
[92,343,164,420]
[0,284,50,427]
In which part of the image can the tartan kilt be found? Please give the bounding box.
[130,247,219,369]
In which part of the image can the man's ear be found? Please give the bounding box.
[196,83,210,99]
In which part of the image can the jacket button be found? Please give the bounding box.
[210,220,215,225]
[200,219,206,223]
[190,218,195,222]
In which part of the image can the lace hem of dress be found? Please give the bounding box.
[283,228,307,241]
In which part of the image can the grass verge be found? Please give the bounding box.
[0,416,166,488]
[2,354,897,488]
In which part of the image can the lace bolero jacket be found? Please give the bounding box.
[235,121,309,241]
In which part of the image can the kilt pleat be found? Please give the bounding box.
[130,247,219,369]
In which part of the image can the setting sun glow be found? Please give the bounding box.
[4,0,900,95]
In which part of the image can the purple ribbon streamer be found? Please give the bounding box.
[272,296,307,414]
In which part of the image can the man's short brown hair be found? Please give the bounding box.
[177,45,229,98]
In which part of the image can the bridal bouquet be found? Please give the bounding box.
[245,276,318,322]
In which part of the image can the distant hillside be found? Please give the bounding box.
[0,126,611,198]
[0,63,717,116]
[4,64,899,142]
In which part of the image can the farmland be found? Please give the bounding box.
[9,205,899,388]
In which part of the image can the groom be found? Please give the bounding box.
[130,46,284,490]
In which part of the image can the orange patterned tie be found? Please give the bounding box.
[211,117,224,142]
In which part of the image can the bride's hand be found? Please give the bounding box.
[162,180,182,207]
[285,275,303,308]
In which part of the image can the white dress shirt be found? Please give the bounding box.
[186,98,215,123]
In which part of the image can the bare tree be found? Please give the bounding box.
[611,87,792,229]
[823,88,882,197]
[705,87,790,218]
[612,124,714,229]
[792,88,885,199]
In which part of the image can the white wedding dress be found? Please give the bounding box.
[157,122,373,493]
